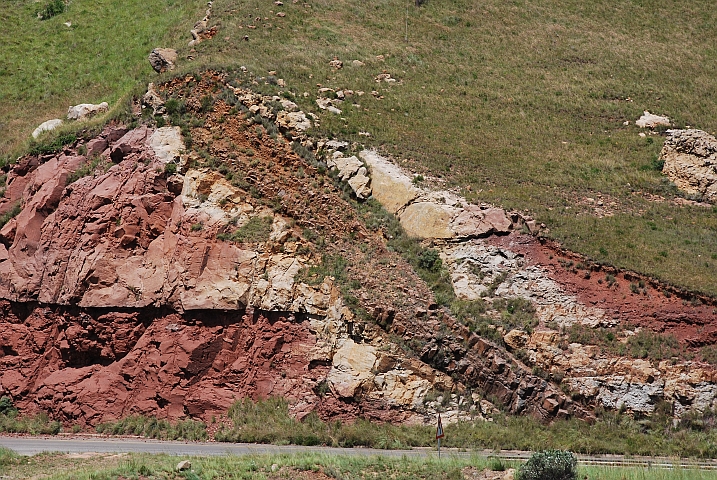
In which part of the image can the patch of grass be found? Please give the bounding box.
[66,154,110,185]
[567,324,683,362]
[209,398,717,458]
[0,203,22,229]
[217,215,273,243]
[215,397,428,449]
[1,0,205,156]
[94,415,207,441]
[296,253,348,286]
[1,450,715,480]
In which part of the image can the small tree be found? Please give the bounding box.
[518,450,577,480]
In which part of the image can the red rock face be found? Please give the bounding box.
[0,301,327,425]
[0,126,256,312]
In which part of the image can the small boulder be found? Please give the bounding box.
[503,329,529,350]
[32,119,63,139]
[276,111,311,132]
[67,102,109,121]
[149,48,178,73]
[660,129,717,202]
[348,167,371,200]
[176,460,191,471]
[635,110,670,128]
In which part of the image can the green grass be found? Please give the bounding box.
[65,154,111,185]
[213,398,717,458]
[217,216,274,243]
[0,203,21,229]
[0,0,205,156]
[0,450,714,480]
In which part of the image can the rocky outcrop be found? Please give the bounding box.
[149,48,178,73]
[359,150,522,239]
[661,129,717,203]
[522,329,717,415]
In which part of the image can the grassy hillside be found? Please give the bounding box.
[0,0,204,154]
[3,0,717,295]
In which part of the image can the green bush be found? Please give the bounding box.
[0,397,17,416]
[37,0,66,20]
[164,162,177,175]
[518,450,577,480]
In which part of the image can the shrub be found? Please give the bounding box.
[417,248,442,272]
[518,450,577,480]
[37,0,66,20]
[164,162,177,175]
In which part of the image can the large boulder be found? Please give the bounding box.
[660,129,717,202]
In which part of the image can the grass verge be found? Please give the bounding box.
[0,450,714,480]
[213,398,717,459]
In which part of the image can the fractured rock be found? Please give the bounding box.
[142,83,166,115]
[450,206,512,238]
[149,126,184,163]
[276,111,311,132]
[399,202,457,239]
[327,155,362,181]
[149,48,178,73]
[660,129,717,203]
[360,150,418,214]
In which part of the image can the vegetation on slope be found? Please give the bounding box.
[0,0,205,155]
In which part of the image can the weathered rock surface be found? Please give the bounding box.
[67,102,109,121]
[142,83,166,116]
[635,111,670,128]
[660,129,717,203]
[358,150,519,239]
[149,126,184,163]
[32,119,63,139]
[149,48,178,73]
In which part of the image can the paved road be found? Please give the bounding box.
[2,436,717,470]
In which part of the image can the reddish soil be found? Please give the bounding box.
[489,233,717,347]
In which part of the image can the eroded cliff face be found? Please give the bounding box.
[1,71,715,429]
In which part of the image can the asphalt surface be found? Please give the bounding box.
[2,436,717,470]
